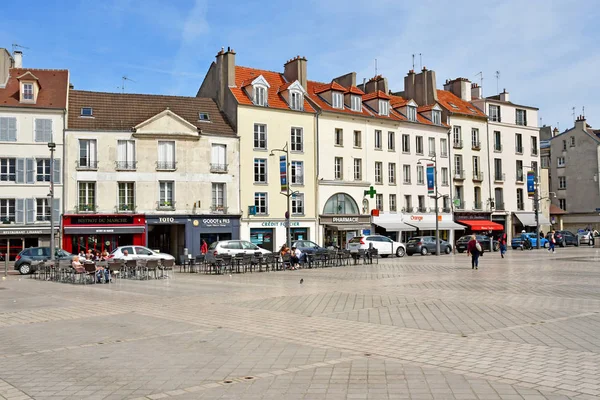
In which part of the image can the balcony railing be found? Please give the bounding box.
[115,161,137,170]
[116,204,136,213]
[210,163,228,173]
[76,160,98,170]
[494,173,505,182]
[454,170,465,180]
[36,215,51,221]
[472,171,484,182]
[75,204,97,213]
[515,146,523,154]
[156,161,177,171]
[494,144,503,152]
[516,173,524,183]
[473,201,482,210]
[428,150,436,157]
[210,205,228,214]
[442,207,451,213]
[495,202,505,211]
[455,201,465,210]
[453,140,463,149]
[156,200,176,210]
[472,141,481,150]
[417,207,427,213]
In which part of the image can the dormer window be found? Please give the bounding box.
[254,85,267,106]
[407,105,417,121]
[81,107,93,117]
[199,112,210,121]
[432,110,442,125]
[332,92,343,109]
[351,95,361,112]
[22,83,34,101]
[379,100,389,116]
[290,90,303,111]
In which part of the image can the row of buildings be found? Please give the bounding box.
[0,47,551,259]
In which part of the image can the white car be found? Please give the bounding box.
[205,240,271,263]
[109,245,175,261]
[347,235,406,257]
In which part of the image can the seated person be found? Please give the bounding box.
[95,264,110,283]
[71,256,85,273]
[101,250,109,260]
[290,246,302,267]
[85,249,94,260]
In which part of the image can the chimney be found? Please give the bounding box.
[404,70,416,102]
[332,72,356,88]
[0,49,13,87]
[404,68,437,105]
[443,78,471,101]
[283,56,307,90]
[499,88,509,102]
[552,127,559,137]
[575,115,587,131]
[471,83,482,100]
[215,47,236,109]
[364,75,388,94]
[13,50,22,68]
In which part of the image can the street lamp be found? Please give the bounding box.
[48,142,56,261]
[417,153,441,256]
[524,164,541,249]
[270,142,292,248]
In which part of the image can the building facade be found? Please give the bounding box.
[0,49,68,260]
[63,90,239,258]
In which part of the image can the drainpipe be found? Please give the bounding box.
[484,101,494,251]
[447,125,455,253]
[238,133,242,240]
[315,110,321,245]
[61,108,67,250]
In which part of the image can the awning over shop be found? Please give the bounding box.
[325,224,370,231]
[374,221,416,231]
[514,212,551,226]
[457,220,504,231]
[406,221,466,230]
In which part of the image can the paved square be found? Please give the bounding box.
[1,248,600,399]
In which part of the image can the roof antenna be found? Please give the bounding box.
[120,76,136,93]
[475,72,483,96]
[419,53,422,70]
[412,54,415,70]
[583,106,585,119]
[572,106,576,123]
[11,43,29,53]
[495,71,500,95]
[375,58,378,76]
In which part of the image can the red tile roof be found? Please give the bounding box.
[230,66,315,113]
[436,90,486,118]
[313,81,346,94]
[363,90,391,101]
[388,94,446,127]
[345,86,365,95]
[0,68,68,109]
[549,204,567,215]
[307,80,371,117]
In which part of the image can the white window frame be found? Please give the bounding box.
[379,100,389,116]
[351,95,361,112]
[290,90,303,111]
[36,158,51,182]
[557,157,565,167]
[531,136,538,156]
[472,128,480,148]
[489,105,500,122]
[159,181,174,208]
[558,176,567,189]
[254,124,267,149]
[417,165,424,185]
[254,158,267,183]
[403,164,411,184]
[78,181,96,210]
[80,107,93,117]
[516,109,527,126]
[374,162,382,184]
[441,167,449,186]
[388,131,395,151]
[428,137,436,156]
[517,189,524,210]
[334,157,343,180]
[416,136,424,155]
[353,158,362,181]
[22,83,34,101]
[117,139,136,169]
[454,155,463,175]
[402,134,410,153]
[515,133,523,154]
[157,140,176,170]
[453,126,462,145]
[374,130,382,149]
[79,139,98,169]
[335,128,343,146]
[291,127,303,152]
[376,194,383,211]
[432,110,441,125]
[212,183,226,210]
[118,182,135,211]
[389,194,397,212]
[332,92,343,109]
[291,160,304,185]
[255,192,268,214]
[254,85,267,106]
[36,198,51,221]
[0,158,16,182]
[291,193,304,215]
[494,131,502,151]
[407,106,417,121]
[353,130,361,148]
[0,199,16,222]
[388,163,396,184]
[440,138,447,157]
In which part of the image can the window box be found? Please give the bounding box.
[210,163,228,173]
[75,204,97,213]
[157,201,176,210]
[116,204,136,213]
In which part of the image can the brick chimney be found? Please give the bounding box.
[471,83,482,100]
[443,78,471,101]
[215,47,236,109]
[552,127,559,137]
[403,67,437,105]
[283,56,307,90]
[363,75,388,95]
[332,72,356,88]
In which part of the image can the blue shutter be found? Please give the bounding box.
[15,199,25,224]
[26,158,35,184]
[26,198,35,224]
[52,198,60,224]
[53,158,61,184]
[16,158,25,184]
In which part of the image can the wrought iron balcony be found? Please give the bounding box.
[453,140,463,149]
[76,160,98,170]
[115,161,137,170]
[116,204,136,213]
[156,161,177,171]
[210,205,228,214]
[75,204,97,213]
[472,171,484,182]
[210,163,228,173]
[454,170,465,180]
[156,200,176,210]
[472,141,481,150]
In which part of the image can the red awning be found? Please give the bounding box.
[457,220,504,231]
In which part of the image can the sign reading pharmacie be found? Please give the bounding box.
[319,215,371,224]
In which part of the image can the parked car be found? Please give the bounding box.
[109,245,176,261]
[204,240,271,264]
[577,231,595,246]
[14,247,73,275]
[554,230,579,247]
[511,233,548,250]
[291,240,326,255]
[456,235,499,253]
[347,235,405,257]
[406,236,452,256]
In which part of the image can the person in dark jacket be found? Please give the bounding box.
[466,234,481,270]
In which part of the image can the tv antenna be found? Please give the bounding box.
[475,72,483,95]
[572,106,576,122]
[419,53,422,70]
[120,76,136,93]
[412,54,415,70]
[583,106,585,118]
[495,71,500,94]
[374,58,378,76]
[12,43,29,53]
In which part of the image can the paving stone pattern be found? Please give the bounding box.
[0,248,599,399]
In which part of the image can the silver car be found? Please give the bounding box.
[205,240,271,264]
[109,245,175,261]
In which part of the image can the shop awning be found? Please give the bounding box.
[514,212,550,227]
[325,224,370,231]
[406,221,466,230]
[374,222,416,231]
[64,226,146,234]
[457,220,504,231]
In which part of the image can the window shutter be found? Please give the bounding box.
[117,140,125,161]
[8,117,17,141]
[16,158,25,183]
[15,199,25,223]
[53,158,61,184]
[127,141,135,162]
[26,198,35,224]
[52,198,60,224]
[90,140,97,163]
[35,119,43,141]
[26,158,35,184]
[211,145,218,164]
[223,184,227,208]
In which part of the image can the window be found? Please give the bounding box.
[374,130,382,149]
[562,140,567,151]
[388,131,395,151]
[34,119,52,142]
[531,161,538,174]
[22,83,34,101]
[78,139,97,169]
[428,137,436,156]
[403,164,411,184]
[448,102,459,110]
[494,158,503,181]
[0,199,15,222]
[404,195,412,211]
[118,182,135,211]
[494,131,502,151]
[117,140,136,170]
[402,134,410,153]
[374,162,382,184]
[36,198,50,221]
[415,136,423,155]
[254,158,267,183]
[353,159,362,181]
[473,156,481,175]
[407,105,417,121]
[36,159,50,182]
[494,188,504,210]
[290,91,303,111]
[291,127,303,151]
[558,199,566,210]
[558,176,566,189]
[159,181,174,208]
[474,187,482,209]
[441,167,448,186]
[516,109,527,126]
[323,193,359,214]
[379,100,389,116]
[440,138,448,157]
[212,183,226,211]
[157,140,176,170]
[254,86,267,106]
[199,112,210,121]
[78,182,96,211]
[531,136,538,156]
[489,105,500,122]
[570,136,576,147]
[417,165,424,185]
[453,126,462,147]
[432,110,441,125]
[81,107,93,117]
[291,193,304,215]
[376,194,383,211]
[471,128,480,149]
[388,163,396,184]
[0,158,16,182]
[454,155,463,177]
[418,195,425,211]
[516,160,523,181]
[351,95,361,112]
[541,156,550,169]
[208,144,227,173]
[0,117,17,141]
[291,161,303,185]
[443,196,450,211]
[253,124,267,149]
[353,130,361,148]
[332,92,343,109]
[335,128,343,146]
[557,157,565,167]
[515,133,523,154]
[455,186,463,208]
[255,192,268,214]
[389,194,397,212]
[516,189,524,210]
[334,157,343,180]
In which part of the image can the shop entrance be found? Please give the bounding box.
[71,234,132,255]
[324,228,360,250]
[250,228,274,252]
[147,224,185,258]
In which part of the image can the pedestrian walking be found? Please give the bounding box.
[467,234,482,270]
[548,230,556,253]
[499,232,507,258]
[201,239,208,255]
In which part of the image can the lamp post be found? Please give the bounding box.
[270,142,292,248]
[48,142,56,261]
[523,164,540,249]
[418,153,440,256]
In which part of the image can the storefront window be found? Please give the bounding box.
[250,228,274,251]
[323,193,359,214]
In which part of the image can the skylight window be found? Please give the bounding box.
[448,102,459,110]
[80,107,93,117]
[199,112,210,121]
[467,106,477,114]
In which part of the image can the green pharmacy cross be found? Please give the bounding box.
[364,186,377,198]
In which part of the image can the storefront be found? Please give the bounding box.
[0,226,58,261]
[63,214,146,255]
[373,213,463,244]
[319,215,371,249]
[372,214,415,242]
[248,220,313,252]
[512,212,551,237]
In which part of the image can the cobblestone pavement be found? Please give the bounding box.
[1,247,600,399]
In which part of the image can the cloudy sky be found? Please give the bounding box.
[3,0,598,131]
